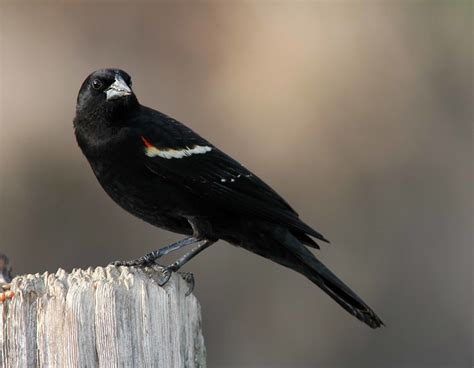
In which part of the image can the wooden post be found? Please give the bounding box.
[0,266,206,367]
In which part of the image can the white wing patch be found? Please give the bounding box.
[145,144,212,159]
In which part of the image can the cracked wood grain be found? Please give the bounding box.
[0,266,206,368]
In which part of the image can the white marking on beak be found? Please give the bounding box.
[105,74,132,100]
[145,144,212,159]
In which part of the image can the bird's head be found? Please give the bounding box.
[76,68,138,121]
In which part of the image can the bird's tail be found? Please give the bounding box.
[303,254,384,328]
[276,229,384,328]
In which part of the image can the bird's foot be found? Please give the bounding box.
[157,266,174,287]
[0,284,14,302]
[179,272,195,296]
[157,267,194,296]
[110,253,157,268]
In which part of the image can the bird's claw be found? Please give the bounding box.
[109,260,136,267]
[109,260,126,267]
[157,267,173,286]
[157,268,195,296]
[178,272,195,296]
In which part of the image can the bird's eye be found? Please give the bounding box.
[91,79,103,90]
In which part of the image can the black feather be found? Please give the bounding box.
[74,68,383,329]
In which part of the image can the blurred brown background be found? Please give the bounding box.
[0,2,471,367]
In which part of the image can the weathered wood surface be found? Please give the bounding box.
[0,266,206,368]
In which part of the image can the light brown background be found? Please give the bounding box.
[0,2,471,367]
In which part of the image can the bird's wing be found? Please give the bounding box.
[137,110,328,242]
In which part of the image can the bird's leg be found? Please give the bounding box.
[158,239,215,294]
[110,237,200,267]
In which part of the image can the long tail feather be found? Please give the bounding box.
[304,255,384,328]
[277,229,383,328]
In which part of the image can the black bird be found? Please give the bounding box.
[74,68,383,328]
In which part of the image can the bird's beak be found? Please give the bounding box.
[105,75,132,101]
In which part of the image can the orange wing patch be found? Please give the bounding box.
[141,136,154,149]
[140,135,212,159]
